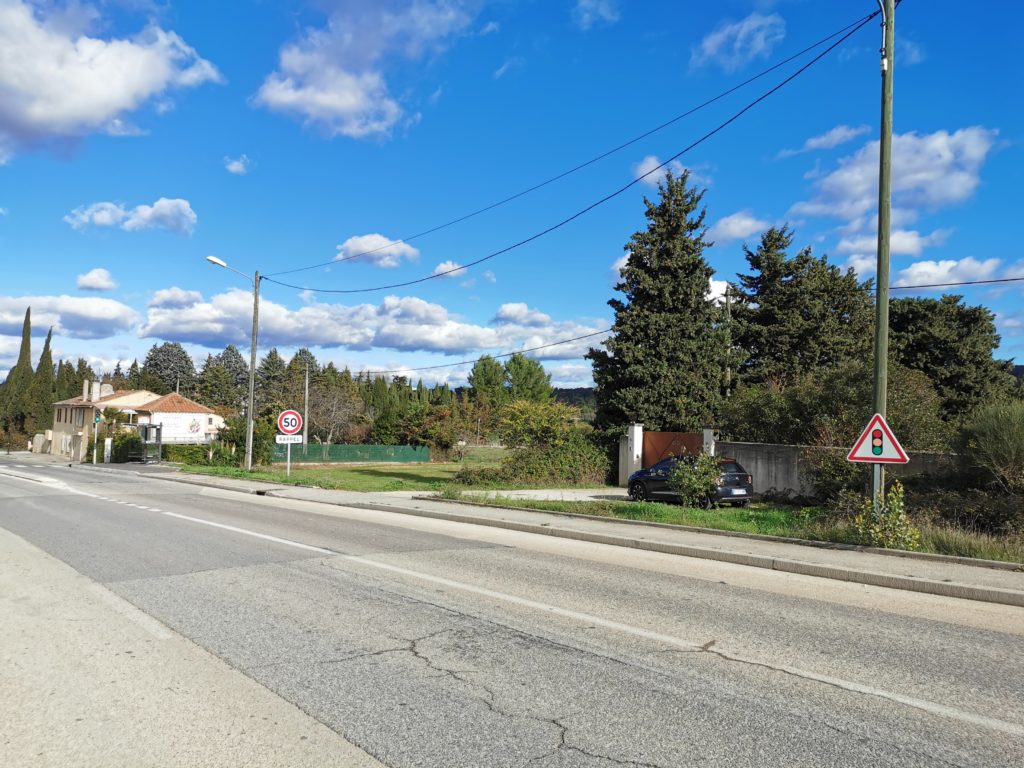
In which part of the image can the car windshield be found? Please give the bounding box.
[719,461,746,474]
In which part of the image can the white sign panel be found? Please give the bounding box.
[275,434,303,444]
[847,413,909,464]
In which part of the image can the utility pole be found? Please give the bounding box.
[871,0,895,508]
[245,271,261,472]
[303,362,309,449]
[724,284,732,398]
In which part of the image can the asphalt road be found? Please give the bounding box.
[2,458,1023,767]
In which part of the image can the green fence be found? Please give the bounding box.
[271,443,430,464]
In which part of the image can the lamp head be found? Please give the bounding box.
[206,256,228,268]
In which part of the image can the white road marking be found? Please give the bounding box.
[342,555,1024,738]
[160,511,334,555]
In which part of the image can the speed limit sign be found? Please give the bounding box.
[277,409,303,435]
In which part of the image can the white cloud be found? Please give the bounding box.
[546,362,594,388]
[0,295,137,339]
[573,0,620,30]
[898,37,925,66]
[493,57,524,79]
[896,257,1001,287]
[431,260,468,278]
[1005,260,1024,280]
[0,0,221,162]
[708,279,729,304]
[778,124,870,158]
[836,228,952,258]
[335,233,419,268]
[150,287,203,308]
[77,268,117,291]
[481,270,496,284]
[479,21,499,35]
[64,197,197,234]
[224,155,251,175]
[0,207,9,216]
[791,127,998,223]
[493,303,552,327]
[632,155,711,189]
[254,1,476,139]
[611,254,629,277]
[690,13,785,73]
[706,210,770,244]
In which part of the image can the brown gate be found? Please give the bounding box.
[642,432,703,468]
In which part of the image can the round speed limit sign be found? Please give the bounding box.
[277,409,303,435]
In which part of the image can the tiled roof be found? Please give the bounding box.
[134,392,216,415]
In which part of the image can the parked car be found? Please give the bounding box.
[627,456,754,507]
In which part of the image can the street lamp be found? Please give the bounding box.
[206,255,261,471]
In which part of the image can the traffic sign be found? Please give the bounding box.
[275,434,303,444]
[277,409,303,435]
[847,414,909,464]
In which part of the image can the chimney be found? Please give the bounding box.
[91,381,101,402]
[82,379,90,401]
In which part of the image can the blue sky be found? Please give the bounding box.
[1,0,1022,388]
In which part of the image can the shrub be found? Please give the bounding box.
[497,400,579,448]
[853,479,921,550]
[162,444,209,464]
[456,430,608,486]
[957,401,1024,493]
[111,430,141,463]
[218,415,275,466]
[667,451,719,507]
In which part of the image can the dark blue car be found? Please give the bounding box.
[628,456,753,508]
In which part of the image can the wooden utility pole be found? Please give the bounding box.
[872,0,896,508]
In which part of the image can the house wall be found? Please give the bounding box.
[139,411,224,443]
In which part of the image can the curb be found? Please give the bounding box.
[83,468,1024,608]
[260,492,1024,609]
[421,496,1022,572]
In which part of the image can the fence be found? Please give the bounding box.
[271,443,430,464]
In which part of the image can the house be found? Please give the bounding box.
[133,392,224,444]
[48,380,224,461]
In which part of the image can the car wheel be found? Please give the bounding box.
[734,500,749,508]
[628,482,649,502]
[699,496,714,510]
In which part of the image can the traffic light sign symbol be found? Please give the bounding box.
[871,429,883,456]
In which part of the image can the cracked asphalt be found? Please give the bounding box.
[2,461,1023,767]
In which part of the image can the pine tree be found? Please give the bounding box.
[468,356,507,408]
[25,327,56,433]
[732,226,873,387]
[140,343,197,395]
[587,171,728,432]
[890,295,1018,420]
[255,348,288,416]
[55,360,78,400]
[199,355,241,412]
[127,359,142,389]
[110,362,127,390]
[504,353,553,402]
[215,345,249,394]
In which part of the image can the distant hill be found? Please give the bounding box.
[554,387,596,421]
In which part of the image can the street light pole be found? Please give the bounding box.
[872,0,896,508]
[207,256,262,472]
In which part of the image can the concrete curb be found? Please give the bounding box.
[70,468,1022,608]
[260,493,1024,609]
[423,495,1023,572]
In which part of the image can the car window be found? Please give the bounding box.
[651,458,677,472]
[719,461,746,474]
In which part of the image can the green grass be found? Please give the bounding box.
[438,492,1024,565]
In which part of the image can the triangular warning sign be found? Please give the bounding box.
[847,413,909,464]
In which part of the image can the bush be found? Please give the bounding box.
[456,430,608,486]
[111,430,141,463]
[218,415,275,466]
[162,444,209,464]
[800,447,867,500]
[957,401,1024,493]
[667,451,719,507]
[497,400,579,448]
[853,480,921,550]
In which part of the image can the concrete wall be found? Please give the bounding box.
[716,441,957,498]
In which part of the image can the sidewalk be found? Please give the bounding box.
[0,527,383,768]
[131,467,1024,609]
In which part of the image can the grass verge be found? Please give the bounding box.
[435,490,1024,565]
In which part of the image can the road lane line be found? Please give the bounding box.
[341,554,1024,738]
[160,512,335,554]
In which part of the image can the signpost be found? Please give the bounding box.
[277,409,303,477]
[847,413,908,506]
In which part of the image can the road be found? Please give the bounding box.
[2,458,1023,767]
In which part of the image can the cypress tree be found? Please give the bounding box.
[25,327,56,433]
[1,307,34,439]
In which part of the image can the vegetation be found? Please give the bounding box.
[852,480,921,550]
[587,171,728,434]
[667,451,720,507]
[956,400,1024,493]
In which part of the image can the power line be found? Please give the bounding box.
[265,11,878,296]
[265,11,877,280]
[350,274,1022,377]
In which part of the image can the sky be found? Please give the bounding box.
[1,0,1022,390]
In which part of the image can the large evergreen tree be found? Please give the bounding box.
[140,343,197,395]
[504,353,553,402]
[468,355,507,407]
[25,327,55,433]
[587,171,728,432]
[255,348,288,416]
[0,307,34,438]
[731,226,873,387]
[889,295,1017,420]
[199,355,242,412]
